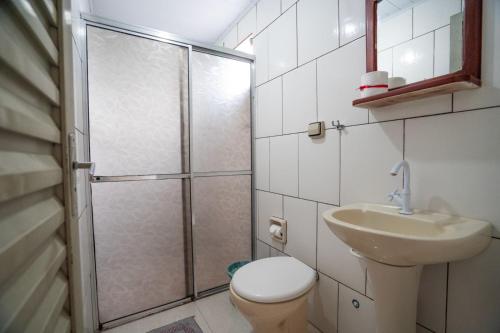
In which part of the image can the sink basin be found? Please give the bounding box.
[323,203,491,266]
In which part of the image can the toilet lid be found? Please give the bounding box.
[231,257,316,303]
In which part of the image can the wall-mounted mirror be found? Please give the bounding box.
[354,0,482,108]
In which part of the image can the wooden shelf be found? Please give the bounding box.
[353,73,481,109]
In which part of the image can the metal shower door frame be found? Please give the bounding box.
[80,14,256,330]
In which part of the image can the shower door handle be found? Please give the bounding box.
[73,161,95,176]
[68,132,96,218]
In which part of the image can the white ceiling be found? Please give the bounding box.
[89,0,255,44]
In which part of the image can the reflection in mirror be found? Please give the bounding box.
[377,0,464,85]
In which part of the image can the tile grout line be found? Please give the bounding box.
[336,0,340,49]
[411,7,414,39]
[315,59,319,121]
[281,76,284,135]
[403,119,406,157]
[364,269,368,296]
[281,194,285,252]
[402,119,406,188]
[295,2,299,67]
[432,30,436,77]
[336,279,340,333]
[308,320,323,333]
[297,134,300,197]
[256,188,340,207]
[267,137,271,191]
[444,262,450,333]
[338,130,342,206]
[315,201,319,270]
[417,322,437,333]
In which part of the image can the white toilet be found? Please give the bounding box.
[229,256,316,333]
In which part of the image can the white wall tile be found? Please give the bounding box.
[317,203,366,293]
[453,0,500,111]
[405,108,500,237]
[393,33,434,84]
[317,37,368,127]
[417,264,447,333]
[340,121,403,206]
[270,134,299,196]
[256,77,282,137]
[257,0,281,33]
[238,6,257,42]
[447,239,500,333]
[413,0,461,37]
[308,272,339,332]
[256,138,270,190]
[283,197,317,268]
[299,130,340,204]
[283,61,317,133]
[434,25,451,77]
[377,48,393,77]
[257,190,284,249]
[223,26,238,49]
[256,239,271,259]
[254,31,269,85]
[297,0,339,65]
[378,9,412,51]
[282,0,297,12]
[369,94,452,122]
[339,0,365,46]
[268,5,297,78]
[338,285,376,333]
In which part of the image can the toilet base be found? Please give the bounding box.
[251,300,307,333]
[229,285,309,333]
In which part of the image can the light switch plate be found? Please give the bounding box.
[308,121,324,138]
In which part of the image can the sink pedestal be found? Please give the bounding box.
[363,257,423,333]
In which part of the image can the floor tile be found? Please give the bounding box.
[195,291,252,333]
[106,302,212,333]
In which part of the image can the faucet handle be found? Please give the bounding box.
[387,188,400,201]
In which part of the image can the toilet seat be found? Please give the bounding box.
[231,257,316,303]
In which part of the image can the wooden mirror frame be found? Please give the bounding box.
[353,0,482,108]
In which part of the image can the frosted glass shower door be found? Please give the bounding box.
[87,26,191,324]
[192,52,252,292]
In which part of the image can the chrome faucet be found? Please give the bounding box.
[388,160,413,215]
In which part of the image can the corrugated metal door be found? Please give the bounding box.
[0,0,71,332]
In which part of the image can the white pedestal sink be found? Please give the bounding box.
[323,203,491,333]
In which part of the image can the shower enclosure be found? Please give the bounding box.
[83,17,254,328]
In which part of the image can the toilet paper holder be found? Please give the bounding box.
[269,216,287,244]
